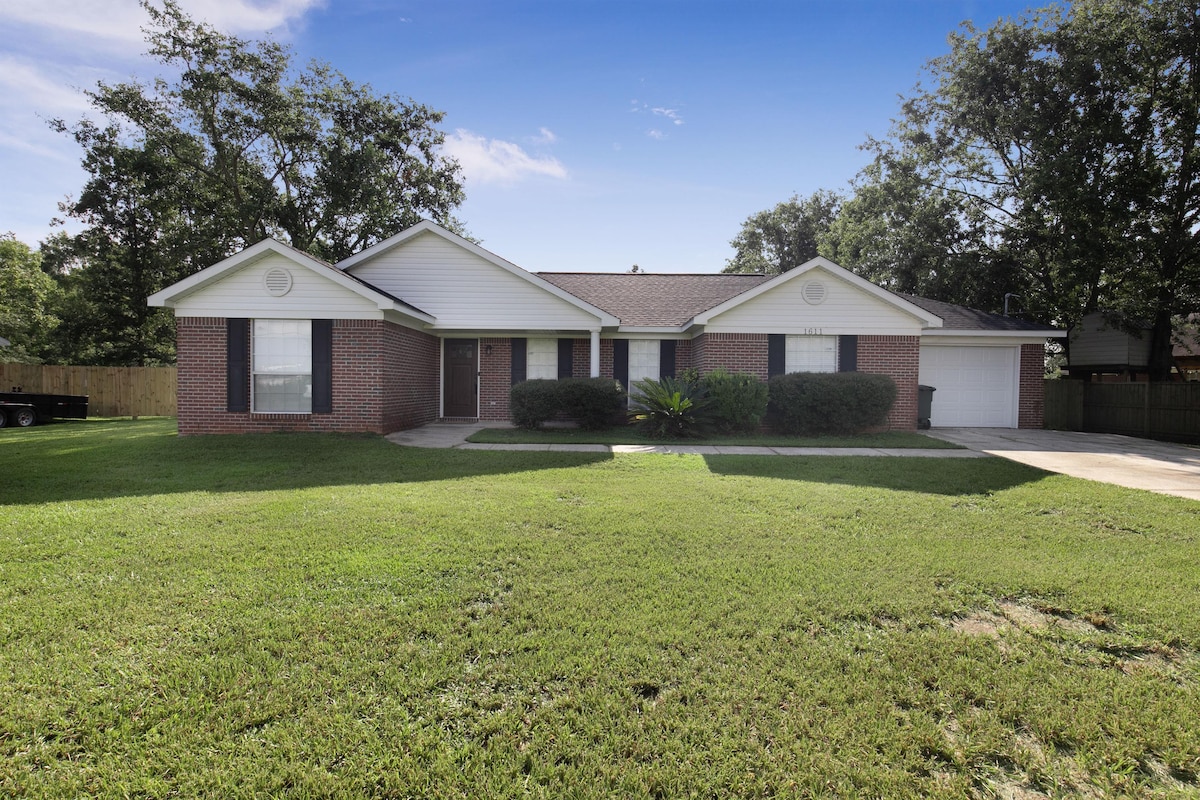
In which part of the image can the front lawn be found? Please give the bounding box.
[467,426,961,448]
[1,420,1197,798]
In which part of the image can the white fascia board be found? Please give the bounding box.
[609,327,690,337]
[922,330,1065,344]
[337,220,620,327]
[147,238,437,324]
[692,257,943,328]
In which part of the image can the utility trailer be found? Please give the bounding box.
[0,390,89,428]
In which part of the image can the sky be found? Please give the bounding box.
[0,0,1044,274]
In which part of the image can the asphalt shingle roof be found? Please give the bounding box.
[897,293,1052,332]
[538,272,771,326]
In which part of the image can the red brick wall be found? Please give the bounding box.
[382,322,439,431]
[174,317,438,435]
[857,335,919,431]
[479,337,512,421]
[1019,343,1046,429]
[694,333,770,380]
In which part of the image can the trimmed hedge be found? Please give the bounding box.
[509,377,625,430]
[702,369,768,433]
[767,372,897,435]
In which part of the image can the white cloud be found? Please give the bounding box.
[531,127,558,145]
[653,107,684,126]
[443,130,568,184]
[646,129,666,140]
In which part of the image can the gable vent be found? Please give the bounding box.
[802,280,827,305]
[263,267,293,297]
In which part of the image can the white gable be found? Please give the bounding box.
[166,251,384,319]
[344,229,609,331]
[699,260,936,336]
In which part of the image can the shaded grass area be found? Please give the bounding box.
[467,426,961,448]
[1,419,1198,798]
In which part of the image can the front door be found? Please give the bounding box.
[442,338,478,418]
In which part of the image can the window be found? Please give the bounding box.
[629,340,660,386]
[786,335,837,373]
[252,319,312,412]
[526,338,558,380]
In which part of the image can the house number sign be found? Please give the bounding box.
[801,328,824,335]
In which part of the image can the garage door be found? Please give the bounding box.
[919,345,1018,427]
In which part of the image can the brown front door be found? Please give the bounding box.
[443,338,478,418]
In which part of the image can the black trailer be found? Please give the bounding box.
[0,390,89,428]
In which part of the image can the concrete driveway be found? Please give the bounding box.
[924,428,1200,501]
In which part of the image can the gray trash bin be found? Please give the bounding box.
[917,385,935,430]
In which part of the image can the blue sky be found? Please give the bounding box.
[0,0,1040,273]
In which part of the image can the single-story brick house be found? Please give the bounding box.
[148,220,1061,435]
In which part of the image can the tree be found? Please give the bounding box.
[52,0,465,364]
[0,235,61,364]
[723,190,842,275]
[831,0,1200,378]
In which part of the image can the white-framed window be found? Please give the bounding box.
[252,319,312,412]
[527,338,558,380]
[629,339,660,385]
[786,335,838,373]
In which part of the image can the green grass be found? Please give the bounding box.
[467,426,961,448]
[1,419,1198,798]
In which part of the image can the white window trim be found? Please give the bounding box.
[785,334,838,374]
[251,319,313,414]
[526,338,558,380]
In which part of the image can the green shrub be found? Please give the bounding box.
[629,376,714,439]
[509,379,560,429]
[556,377,626,430]
[701,369,769,433]
[767,372,897,435]
[509,378,625,430]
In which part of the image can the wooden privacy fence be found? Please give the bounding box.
[0,363,177,418]
[1044,380,1200,444]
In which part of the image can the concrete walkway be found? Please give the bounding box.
[386,423,1200,501]
[925,428,1200,501]
[384,423,984,458]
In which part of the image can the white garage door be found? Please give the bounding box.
[919,345,1018,427]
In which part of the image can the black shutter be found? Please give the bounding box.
[838,335,858,372]
[659,340,676,379]
[227,318,249,412]
[767,334,786,378]
[312,319,333,413]
[510,338,527,385]
[557,338,574,379]
[613,340,629,388]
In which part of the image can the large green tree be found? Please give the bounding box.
[0,235,61,364]
[829,0,1200,378]
[53,0,465,365]
[723,191,842,275]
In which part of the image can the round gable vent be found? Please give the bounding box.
[263,267,293,297]
[802,280,827,305]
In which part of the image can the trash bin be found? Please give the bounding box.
[917,385,936,430]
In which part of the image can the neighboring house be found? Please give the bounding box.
[1068,311,1199,381]
[148,220,1060,435]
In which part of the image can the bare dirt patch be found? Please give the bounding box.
[952,612,1008,637]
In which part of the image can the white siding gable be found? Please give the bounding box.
[345,231,603,331]
[703,267,926,336]
[171,252,383,319]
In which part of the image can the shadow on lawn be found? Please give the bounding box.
[702,453,1051,496]
[0,419,612,505]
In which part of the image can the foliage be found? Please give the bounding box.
[50,0,465,365]
[700,368,769,433]
[510,378,625,430]
[555,377,626,430]
[723,190,841,275]
[629,376,713,438]
[767,372,897,435]
[468,426,961,448]
[2,420,1199,797]
[0,235,60,363]
[508,379,561,429]
[827,0,1200,378]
